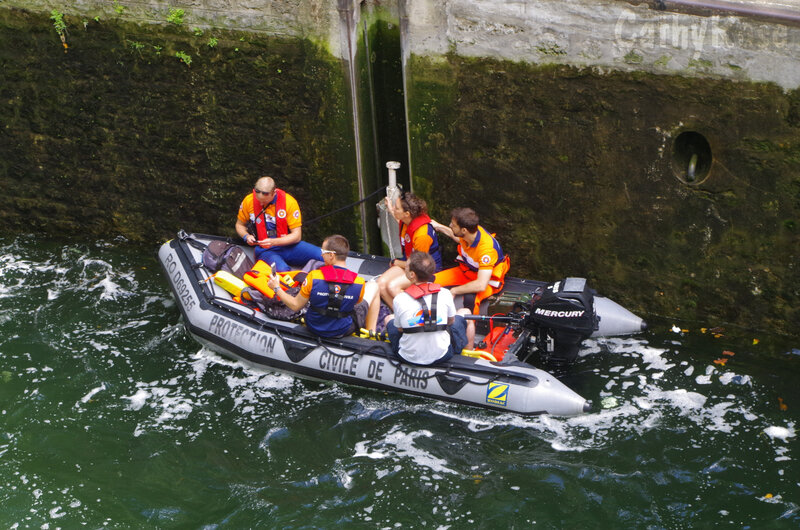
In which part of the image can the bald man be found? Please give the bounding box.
[235,176,323,271]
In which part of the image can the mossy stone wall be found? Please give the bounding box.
[0,8,358,246]
[406,55,800,337]
[3,2,799,338]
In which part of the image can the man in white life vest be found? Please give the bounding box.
[385,251,469,365]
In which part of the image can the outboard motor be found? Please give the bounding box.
[526,278,598,366]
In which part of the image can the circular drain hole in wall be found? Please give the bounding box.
[672,131,712,184]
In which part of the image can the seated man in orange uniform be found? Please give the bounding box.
[267,234,379,337]
[430,207,510,315]
[235,176,323,272]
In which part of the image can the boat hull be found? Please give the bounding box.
[158,233,593,416]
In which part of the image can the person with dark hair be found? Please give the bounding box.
[430,207,510,314]
[235,176,323,272]
[378,192,442,307]
[384,251,469,365]
[267,235,379,337]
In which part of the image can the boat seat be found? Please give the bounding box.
[356,257,391,277]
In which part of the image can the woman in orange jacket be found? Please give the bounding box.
[377,192,442,307]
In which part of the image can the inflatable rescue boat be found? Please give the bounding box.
[158,230,646,416]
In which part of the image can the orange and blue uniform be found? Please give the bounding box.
[237,189,303,237]
[300,265,366,337]
[433,225,510,314]
[237,189,322,271]
[399,215,442,270]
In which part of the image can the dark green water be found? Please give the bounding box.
[1,235,797,527]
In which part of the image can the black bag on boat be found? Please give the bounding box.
[202,240,254,279]
[241,272,308,321]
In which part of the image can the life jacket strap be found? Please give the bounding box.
[310,281,356,318]
[402,291,449,334]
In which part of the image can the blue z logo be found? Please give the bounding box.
[486,382,509,406]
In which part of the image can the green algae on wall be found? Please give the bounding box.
[0,7,358,247]
[405,54,800,337]
[364,15,409,191]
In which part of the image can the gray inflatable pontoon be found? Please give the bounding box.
[158,231,646,417]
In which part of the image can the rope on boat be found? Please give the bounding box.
[302,186,387,226]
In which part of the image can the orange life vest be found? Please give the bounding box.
[242,261,302,299]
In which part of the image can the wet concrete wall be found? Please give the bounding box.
[400,0,800,337]
[1,0,798,337]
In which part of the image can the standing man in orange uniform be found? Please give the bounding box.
[430,207,510,315]
[235,176,323,272]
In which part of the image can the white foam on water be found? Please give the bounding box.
[718,372,752,386]
[764,424,796,442]
[88,340,110,352]
[154,399,192,424]
[334,462,354,490]
[695,374,713,385]
[126,382,196,437]
[375,426,457,475]
[622,367,639,377]
[354,440,387,459]
[91,275,124,301]
[94,319,151,335]
[123,389,150,411]
[639,345,675,372]
[78,384,106,405]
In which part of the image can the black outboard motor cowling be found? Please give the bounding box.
[527,278,598,366]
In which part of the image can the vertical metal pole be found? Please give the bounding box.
[382,161,403,258]
[338,0,370,253]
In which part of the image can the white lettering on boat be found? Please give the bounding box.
[165,253,196,312]
[318,351,359,376]
[393,367,429,389]
[208,315,276,355]
[534,308,585,318]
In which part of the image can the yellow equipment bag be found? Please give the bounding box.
[214,270,247,298]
